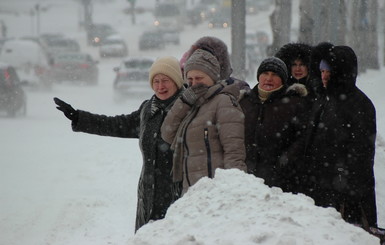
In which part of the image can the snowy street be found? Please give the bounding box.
[0,0,384,244]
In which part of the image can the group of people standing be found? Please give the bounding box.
[53,36,378,233]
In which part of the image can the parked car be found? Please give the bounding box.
[99,34,128,58]
[159,27,180,45]
[44,37,81,56]
[87,23,117,46]
[138,30,165,50]
[51,52,99,84]
[0,63,27,117]
[0,39,53,88]
[208,14,231,29]
[113,56,155,100]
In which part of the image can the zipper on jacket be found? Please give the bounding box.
[204,128,213,178]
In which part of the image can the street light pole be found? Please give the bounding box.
[231,0,246,80]
[35,4,40,36]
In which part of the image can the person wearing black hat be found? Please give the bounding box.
[275,42,324,102]
[239,57,309,194]
[304,42,378,230]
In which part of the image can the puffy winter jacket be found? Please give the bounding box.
[161,81,246,192]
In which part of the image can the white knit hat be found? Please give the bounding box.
[149,56,184,89]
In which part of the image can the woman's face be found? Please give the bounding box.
[152,74,178,100]
[321,69,331,88]
[258,71,283,91]
[186,70,215,87]
[291,59,308,80]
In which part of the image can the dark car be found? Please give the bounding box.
[208,14,231,29]
[0,63,27,117]
[99,34,128,58]
[44,37,81,56]
[51,52,99,84]
[113,56,155,101]
[86,23,117,46]
[138,31,165,50]
[159,27,180,45]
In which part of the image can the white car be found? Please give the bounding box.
[0,39,53,88]
[113,56,155,101]
[99,34,128,58]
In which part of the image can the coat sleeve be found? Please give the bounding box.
[71,101,146,138]
[284,97,310,165]
[161,98,192,144]
[345,97,376,200]
[216,94,247,171]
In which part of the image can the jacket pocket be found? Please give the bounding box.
[204,128,213,178]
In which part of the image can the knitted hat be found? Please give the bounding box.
[149,56,184,89]
[186,36,233,79]
[319,59,331,71]
[257,57,288,83]
[184,49,221,83]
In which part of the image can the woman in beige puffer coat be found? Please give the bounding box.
[161,49,246,193]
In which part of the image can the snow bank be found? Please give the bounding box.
[128,169,379,245]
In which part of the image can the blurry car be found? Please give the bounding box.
[99,34,128,58]
[0,63,27,117]
[113,56,155,100]
[159,27,180,45]
[87,23,117,46]
[51,52,99,84]
[44,37,81,56]
[208,14,231,29]
[0,39,53,88]
[139,30,165,50]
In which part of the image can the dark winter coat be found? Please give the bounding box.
[239,83,308,193]
[304,42,377,227]
[72,91,183,232]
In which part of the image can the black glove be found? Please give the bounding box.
[53,97,79,121]
[180,84,208,106]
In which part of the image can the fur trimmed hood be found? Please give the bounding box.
[310,42,358,91]
[286,83,308,97]
[239,83,308,101]
[275,43,312,71]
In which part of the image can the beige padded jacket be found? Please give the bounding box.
[161,81,246,192]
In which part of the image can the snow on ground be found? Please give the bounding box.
[0,0,384,244]
[129,169,380,245]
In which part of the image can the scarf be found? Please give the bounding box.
[257,85,283,102]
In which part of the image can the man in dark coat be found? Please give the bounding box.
[53,56,184,232]
[239,57,308,194]
[304,42,377,228]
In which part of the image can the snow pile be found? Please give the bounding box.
[128,169,379,245]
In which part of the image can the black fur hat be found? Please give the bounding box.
[275,43,312,71]
[311,42,358,90]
